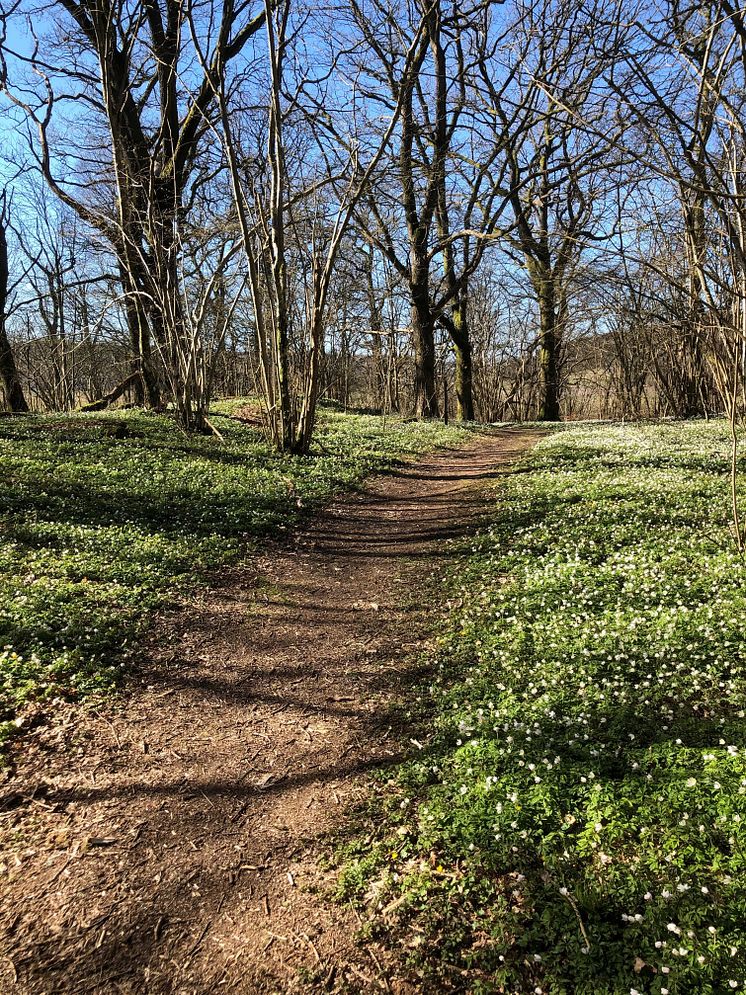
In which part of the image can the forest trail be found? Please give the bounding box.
[0,428,540,995]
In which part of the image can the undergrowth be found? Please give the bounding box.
[337,421,746,995]
[0,405,467,742]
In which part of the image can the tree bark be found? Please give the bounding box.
[0,330,28,413]
[680,187,710,417]
[536,272,560,421]
[365,250,386,411]
[0,206,29,413]
[118,262,160,408]
[411,278,439,418]
[451,295,474,421]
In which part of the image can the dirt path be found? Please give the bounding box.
[0,428,539,995]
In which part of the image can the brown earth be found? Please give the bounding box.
[0,428,540,995]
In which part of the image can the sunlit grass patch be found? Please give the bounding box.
[341,421,746,995]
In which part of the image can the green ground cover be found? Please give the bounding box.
[338,421,746,995]
[0,406,467,742]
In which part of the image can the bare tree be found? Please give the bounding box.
[207,0,423,451]
[347,0,461,419]
[1,0,266,429]
[472,0,626,421]
[615,0,746,544]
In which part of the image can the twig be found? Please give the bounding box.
[204,417,225,442]
[364,944,392,993]
[560,889,591,950]
[291,930,321,962]
[94,713,121,748]
[3,955,17,984]
[184,920,212,963]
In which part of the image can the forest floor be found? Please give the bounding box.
[0,427,538,995]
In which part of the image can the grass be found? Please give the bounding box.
[0,404,468,744]
[337,420,746,995]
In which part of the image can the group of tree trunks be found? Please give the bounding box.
[1,0,746,436]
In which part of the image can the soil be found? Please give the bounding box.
[0,428,540,995]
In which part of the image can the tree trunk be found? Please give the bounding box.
[411,286,439,418]
[681,187,710,417]
[0,329,28,413]
[0,207,29,413]
[294,300,324,455]
[80,371,141,411]
[536,270,561,422]
[365,252,386,411]
[451,294,474,421]
[119,262,160,408]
